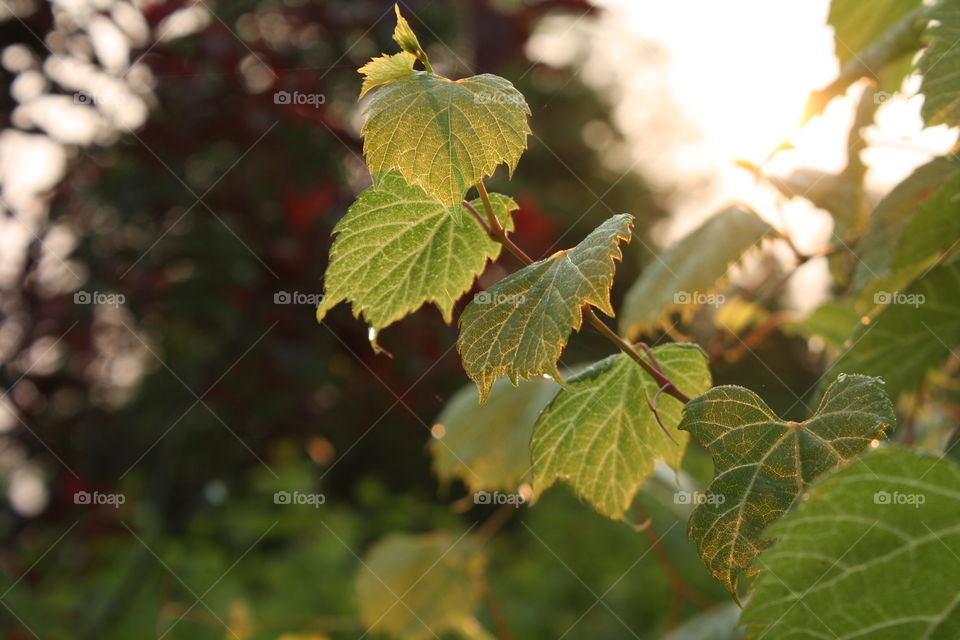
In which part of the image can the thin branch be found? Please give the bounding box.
[474,182,534,265]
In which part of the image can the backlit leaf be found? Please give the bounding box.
[316,171,516,332]
[679,374,894,600]
[356,531,485,640]
[828,0,921,68]
[362,71,531,206]
[619,207,770,340]
[892,172,960,270]
[532,344,711,520]
[742,447,960,639]
[457,214,633,403]
[430,375,561,493]
[919,0,960,127]
[358,52,417,98]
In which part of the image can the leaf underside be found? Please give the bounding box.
[618,206,770,340]
[532,344,711,520]
[362,72,531,206]
[742,448,960,639]
[457,214,634,403]
[679,374,895,600]
[316,171,516,332]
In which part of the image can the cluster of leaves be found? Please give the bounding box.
[317,3,960,638]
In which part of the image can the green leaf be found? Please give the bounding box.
[531,344,711,520]
[852,156,960,290]
[358,52,417,98]
[783,301,861,350]
[679,374,894,600]
[362,72,531,206]
[892,172,960,270]
[919,1,960,127]
[828,0,921,68]
[742,447,960,639]
[430,375,560,493]
[392,5,424,57]
[457,214,633,403]
[619,207,770,340]
[315,171,516,333]
[665,604,741,640]
[356,531,485,640]
[827,263,960,402]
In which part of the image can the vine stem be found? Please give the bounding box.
[464,182,690,405]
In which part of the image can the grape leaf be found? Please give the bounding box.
[531,343,711,520]
[742,447,960,639]
[362,71,531,206]
[619,207,770,340]
[391,5,424,57]
[828,0,921,68]
[892,172,960,270]
[853,157,960,290]
[679,374,895,600]
[665,604,741,640]
[457,214,633,403]
[358,52,417,98]
[356,531,485,640]
[315,171,516,333]
[430,375,560,493]
[784,301,861,350]
[826,263,960,403]
[919,1,960,127]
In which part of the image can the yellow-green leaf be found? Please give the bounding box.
[618,207,770,340]
[531,344,711,520]
[430,375,561,493]
[362,72,531,206]
[358,52,417,98]
[919,0,960,127]
[679,374,894,600]
[742,448,960,639]
[392,5,424,57]
[457,214,633,403]
[316,171,516,332]
[356,531,485,640]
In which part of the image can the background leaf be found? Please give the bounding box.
[827,262,960,403]
[531,344,711,520]
[316,171,516,332]
[892,172,960,270]
[619,207,770,340]
[919,0,960,127]
[828,0,921,67]
[458,214,633,402]
[742,447,960,639]
[430,375,561,493]
[362,72,531,206]
[356,531,485,640]
[679,374,894,599]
